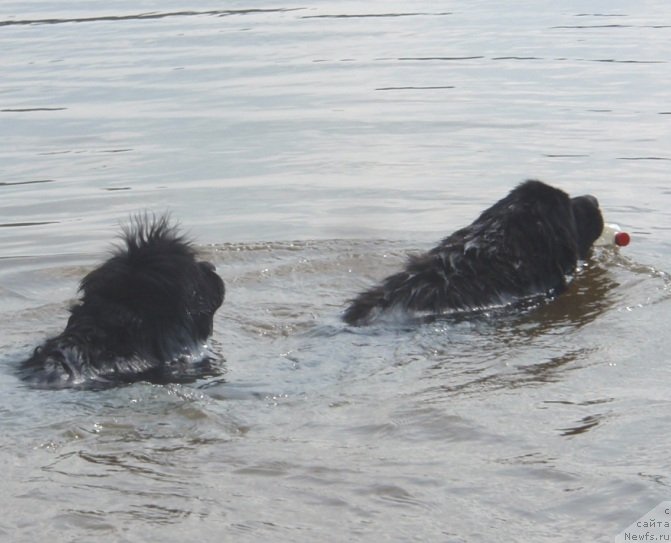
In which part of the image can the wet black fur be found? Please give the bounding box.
[343,180,604,326]
[19,215,225,387]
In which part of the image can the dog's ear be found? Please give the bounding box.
[186,262,225,339]
[571,195,604,259]
[198,261,225,310]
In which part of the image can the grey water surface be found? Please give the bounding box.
[1,2,670,542]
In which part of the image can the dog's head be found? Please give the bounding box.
[20,215,225,387]
[77,216,225,342]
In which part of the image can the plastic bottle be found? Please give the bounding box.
[594,223,631,247]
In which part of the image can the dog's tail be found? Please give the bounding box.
[343,268,420,326]
[342,286,387,326]
[343,253,456,326]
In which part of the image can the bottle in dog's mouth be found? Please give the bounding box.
[595,223,631,247]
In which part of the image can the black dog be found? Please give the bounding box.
[343,180,604,325]
[20,215,225,387]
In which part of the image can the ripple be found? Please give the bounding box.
[0,221,59,228]
[301,12,452,19]
[375,85,455,91]
[558,413,606,437]
[1,107,67,112]
[0,179,55,187]
[0,8,302,27]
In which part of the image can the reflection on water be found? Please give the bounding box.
[513,256,621,335]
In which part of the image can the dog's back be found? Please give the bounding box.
[343,181,603,326]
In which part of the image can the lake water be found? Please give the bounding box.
[1,2,670,542]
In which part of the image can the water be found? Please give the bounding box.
[1,2,670,541]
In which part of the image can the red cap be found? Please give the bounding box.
[614,232,631,247]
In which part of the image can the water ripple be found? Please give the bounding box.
[0,8,302,27]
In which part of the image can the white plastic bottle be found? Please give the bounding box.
[594,223,631,247]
